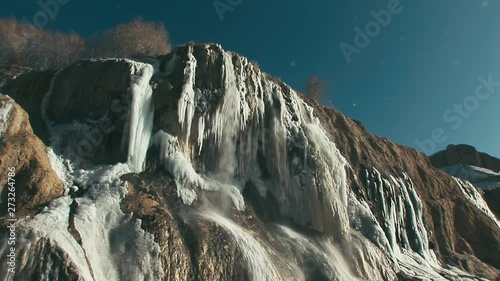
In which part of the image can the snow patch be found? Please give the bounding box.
[441,164,500,190]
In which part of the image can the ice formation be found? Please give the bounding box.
[454,177,500,228]
[0,182,164,281]
[159,45,481,279]
[125,62,154,172]
[201,211,282,281]
[0,97,13,138]
[0,60,163,281]
[177,47,197,146]
[1,45,497,281]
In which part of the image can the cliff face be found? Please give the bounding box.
[430,144,500,172]
[0,44,499,281]
[430,144,500,220]
[0,95,64,215]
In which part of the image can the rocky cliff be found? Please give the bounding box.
[430,144,500,220]
[430,144,500,172]
[0,44,499,281]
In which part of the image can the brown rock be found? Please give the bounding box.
[430,144,500,171]
[120,173,248,281]
[301,96,500,280]
[1,67,55,143]
[484,188,500,218]
[0,95,64,216]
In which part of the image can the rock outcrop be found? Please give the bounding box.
[430,144,500,220]
[484,188,500,218]
[0,94,64,216]
[0,45,499,281]
[308,102,500,278]
[430,144,500,172]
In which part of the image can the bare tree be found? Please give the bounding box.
[0,19,32,67]
[0,19,86,70]
[0,17,171,70]
[96,18,171,58]
[305,75,329,101]
[49,31,86,69]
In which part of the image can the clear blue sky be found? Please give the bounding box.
[2,0,500,157]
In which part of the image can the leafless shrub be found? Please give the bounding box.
[0,17,171,70]
[96,18,171,58]
[0,18,85,70]
[305,75,329,101]
[0,19,33,66]
[250,60,260,70]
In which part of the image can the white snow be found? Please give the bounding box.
[441,164,500,190]
[157,46,484,280]
[73,163,132,187]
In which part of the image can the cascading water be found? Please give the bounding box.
[200,211,282,281]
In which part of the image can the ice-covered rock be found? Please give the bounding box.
[0,44,498,281]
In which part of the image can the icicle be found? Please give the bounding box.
[150,130,246,210]
[197,116,205,154]
[125,62,155,173]
[151,130,202,205]
[0,181,165,281]
[177,46,198,146]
